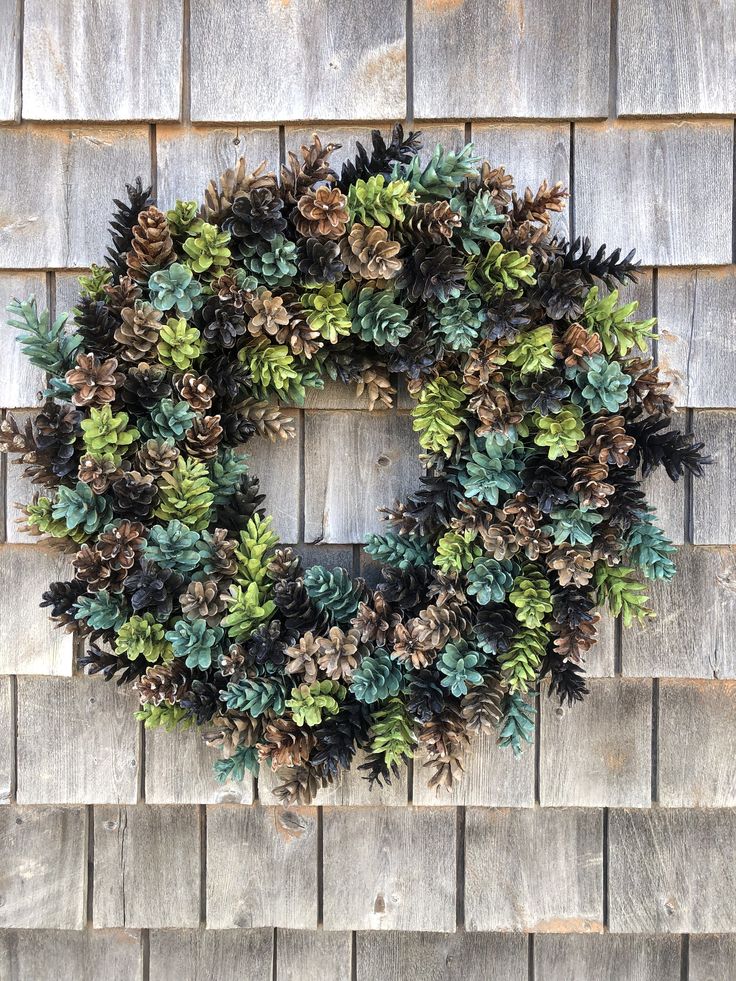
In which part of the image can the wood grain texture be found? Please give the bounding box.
[535,934,681,981]
[145,726,254,805]
[609,809,736,933]
[0,125,151,268]
[657,267,736,408]
[206,805,318,929]
[277,929,351,981]
[149,929,273,981]
[0,0,21,121]
[413,0,609,119]
[246,416,301,544]
[691,412,736,545]
[22,0,182,120]
[156,125,280,211]
[55,269,87,320]
[304,411,423,544]
[356,930,528,981]
[0,677,12,804]
[0,545,74,675]
[93,805,200,928]
[4,410,42,544]
[0,805,86,929]
[658,679,736,807]
[322,807,456,932]
[575,122,733,266]
[621,546,736,678]
[0,929,142,981]
[617,0,736,116]
[258,749,408,806]
[642,460,686,546]
[190,0,406,122]
[464,808,604,932]
[16,676,139,804]
[0,271,47,408]
[689,935,736,981]
[540,679,652,807]
[582,609,615,678]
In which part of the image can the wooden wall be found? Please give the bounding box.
[0,1,735,978]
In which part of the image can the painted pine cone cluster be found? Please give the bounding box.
[0,126,709,801]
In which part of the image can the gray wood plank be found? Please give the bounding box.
[190,1,406,122]
[657,267,736,408]
[0,805,86,928]
[0,271,48,408]
[617,0,736,116]
[54,269,86,320]
[0,0,20,121]
[145,726,254,805]
[620,546,736,678]
[0,545,74,675]
[304,411,423,544]
[642,461,686,547]
[356,930,528,981]
[259,748,408,806]
[277,929,351,981]
[0,676,12,804]
[297,544,355,571]
[464,808,604,933]
[689,935,736,981]
[93,805,200,928]
[413,0,609,119]
[575,122,733,267]
[587,609,616,678]
[5,409,41,544]
[150,929,272,981]
[206,805,318,929]
[22,0,182,121]
[0,125,151,268]
[609,809,736,933]
[539,679,652,807]
[156,125,280,211]
[658,679,736,807]
[16,676,138,804]
[0,929,142,981]
[246,413,301,544]
[535,934,681,981]
[691,411,736,545]
[322,807,456,932]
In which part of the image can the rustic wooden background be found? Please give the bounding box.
[0,1,735,978]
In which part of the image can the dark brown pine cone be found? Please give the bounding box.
[185,415,223,460]
[179,580,228,625]
[392,620,434,669]
[119,361,172,415]
[103,275,142,312]
[77,453,121,494]
[297,237,345,284]
[65,352,122,407]
[199,296,247,348]
[224,186,287,244]
[136,437,180,476]
[461,677,505,733]
[177,371,215,412]
[96,519,145,571]
[73,544,115,591]
[570,455,615,510]
[111,470,158,520]
[202,528,238,581]
[258,718,315,770]
[134,662,189,705]
[404,201,462,243]
[561,322,602,369]
[267,546,303,582]
[586,415,636,467]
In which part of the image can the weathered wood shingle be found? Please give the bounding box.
[535,934,681,981]
[277,929,351,981]
[0,0,21,121]
[0,272,47,409]
[145,727,254,805]
[356,930,528,981]
[0,929,143,980]
[149,929,273,981]
[691,412,736,545]
[246,416,301,544]
[689,935,736,981]
[0,676,12,804]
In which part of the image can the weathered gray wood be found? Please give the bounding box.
[16,676,139,804]
[259,748,408,806]
[658,679,736,807]
[149,929,273,981]
[471,122,570,239]
[0,928,142,980]
[619,267,654,317]
[54,269,86,320]
[145,726,254,805]
[620,546,736,678]
[689,935,736,981]
[305,379,383,411]
[539,679,652,807]
[609,809,736,933]
[206,805,318,929]
[617,0,736,116]
[277,929,351,981]
[0,125,150,268]
[575,122,733,266]
[0,271,48,408]
[93,805,200,928]
[22,0,182,121]
[464,808,604,932]
[586,609,616,678]
[0,0,21,121]
[5,409,41,544]
[413,0,609,119]
[642,461,686,546]
[156,125,280,210]
[0,545,74,675]
[691,412,736,545]
[0,805,86,928]
[0,676,12,804]
[190,0,406,122]
[304,411,423,544]
[412,730,535,808]
[322,807,456,932]
[297,543,355,572]
[535,934,681,981]
[356,930,528,981]
[246,414,301,544]
[657,267,736,408]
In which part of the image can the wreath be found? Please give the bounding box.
[0,127,709,803]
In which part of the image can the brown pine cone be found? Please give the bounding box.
[115,301,164,361]
[294,186,349,239]
[268,546,302,582]
[272,764,320,806]
[626,357,674,417]
[473,162,514,206]
[355,365,396,410]
[185,415,223,460]
[339,224,402,280]
[126,206,176,284]
[247,290,290,337]
[285,632,320,684]
[203,713,263,755]
[411,603,464,652]
[218,643,247,678]
[552,616,600,661]
[103,275,142,312]
[476,521,519,561]
[514,525,553,561]
[502,493,543,532]
[238,399,295,441]
[274,296,321,358]
[392,620,434,669]
[462,341,506,390]
[461,677,505,734]
[586,415,635,468]
[404,201,462,243]
[419,704,469,793]
[215,272,255,311]
[351,595,399,646]
[200,157,277,224]
[203,528,238,581]
[77,453,121,494]
[134,662,189,705]
[561,322,602,369]
[547,546,595,588]
[179,579,228,625]
[136,437,180,476]
[316,626,362,682]
[258,718,315,770]
[73,544,114,591]
[177,372,215,412]
[591,524,623,566]
[96,519,145,570]
[570,455,615,509]
[65,352,122,407]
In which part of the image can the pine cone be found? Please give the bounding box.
[247,289,290,338]
[96,519,145,571]
[484,300,531,342]
[397,242,465,302]
[74,296,121,358]
[136,437,180,476]
[179,579,227,625]
[73,543,117,591]
[268,546,303,582]
[350,594,399,646]
[185,415,223,460]
[177,372,215,412]
[272,764,321,806]
[294,186,349,239]
[120,362,172,415]
[404,201,461,243]
[103,275,141,312]
[224,186,287,244]
[412,601,468,651]
[78,453,121,494]
[238,399,295,441]
[285,631,320,684]
[126,206,176,284]
[570,455,615,509]
[461,677,505,733]
[356,365,395,410]
[218,643,247,677]
[274,295,322,358]
[201,157,277,224]
[115,302,164,361]
[561,322,602,369]
[547,545,595,588]
[124,561,184,620]
[201,528,238,581]
[258,718,315,769]
[626,357,673,417]
[134,662,189,705]
[551,616,599,661]
[199,296,247,349]
[586,415,635,467]
[419,704,469,793]
[111,470,158,520]
[297,237,345,283]
[339,224,402,280]
[392,620,434,669]
[65,353,122,407]
[316,626,362,681]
